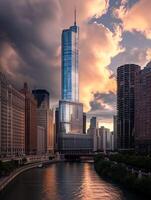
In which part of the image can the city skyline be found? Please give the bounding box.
[1,0,151,130]
[1,2,151,198]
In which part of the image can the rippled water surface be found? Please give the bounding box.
[1,162,140,200]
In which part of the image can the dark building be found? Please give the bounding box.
[113,115,117,150]
[32,89,49,109]
[83,113,86,134]
[117,64,140,150]
[21,83,37,154]
[32,89,54,154]
[55,107,59,151]
[90,117,97,129]
[135,62,151,153]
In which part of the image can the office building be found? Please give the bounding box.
[135,61,151,153]
[54,107,59,151]
[0,72,25,157]
[21,83,37,154]
[83,113,86,134]
[90,117,97,129]
[58,12,93,154]
[59,100,83,135]
[33,89,54,154]
[61,11,79,102]
[32,89,49,109]
[117,64,140,150]
[113,115,117,150]
[97,126,112,152]
[37,126,45,154]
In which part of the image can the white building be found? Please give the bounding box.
[0,72,25,157]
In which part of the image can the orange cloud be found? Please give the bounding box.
[60,0,124,111]
[114,0,151,39]
[79,23,123,111]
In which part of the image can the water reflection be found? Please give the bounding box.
[1,163,140,200]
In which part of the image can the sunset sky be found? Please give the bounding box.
[0,0,151,130]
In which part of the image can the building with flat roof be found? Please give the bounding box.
[117,64,140,151]
[0,72,25,157]
[135,61,151,153]
[21,83,37,155]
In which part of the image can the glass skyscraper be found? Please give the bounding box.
[58,13,93,154]
[61,17,79,102]
[59,12,83,135]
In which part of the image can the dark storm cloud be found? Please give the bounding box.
[89,100,105,111]
[87,91,116,120]
[93,91,116,105]
[0,0,61,103]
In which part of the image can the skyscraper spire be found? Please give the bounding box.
[74,7,76,26]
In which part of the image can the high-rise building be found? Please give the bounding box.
[83,113,86,134]
[135,62,151,153]
[32,89,49,109]
[37,126,45,154]
[97,126,112,152]
[117,64,140,150]
[61,10,79,102]
[59,11,83,136]
[90,117,97,129]
[59,100,83,135]
[21,83,37,155]
[0,72,25,157]
[58,12,93,154]
[32,89,54,154]
[113,115,117,150]
[54,107,59,151]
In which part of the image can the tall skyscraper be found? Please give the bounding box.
[0,72,25,157]
[90,117,97,129]
[117,64,140,150]
[32,89,54,154]
[21,83,37,155]
[61,10,79,102]
[135,61,151,153]
[113,115,117,150]
[83,113,86,134]
[58,12,93,154]
[32,89,49,109]
[59,11,83,135]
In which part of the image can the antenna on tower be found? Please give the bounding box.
[74,7,77,26]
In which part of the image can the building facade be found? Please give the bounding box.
[117,64,140,150]
[32,89,49,108]
[59,100,83,135]
[58,14,93,154]
[113,115,117,150]
[61,17,79,102]
[83,112,86,134]
[32,89,54,154]
[0,73,25,157]
[90,117,97,129]
[37,126,45,154]
[21,83,37,155]
[135,62,151,153]
[97,126,112,152]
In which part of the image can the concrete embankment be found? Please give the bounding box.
[0,159,60,192]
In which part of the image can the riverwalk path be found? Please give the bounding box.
[0,159,60,192]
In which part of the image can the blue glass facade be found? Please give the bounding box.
[61,23,79,102]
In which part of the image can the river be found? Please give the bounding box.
[1,162,140,200]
